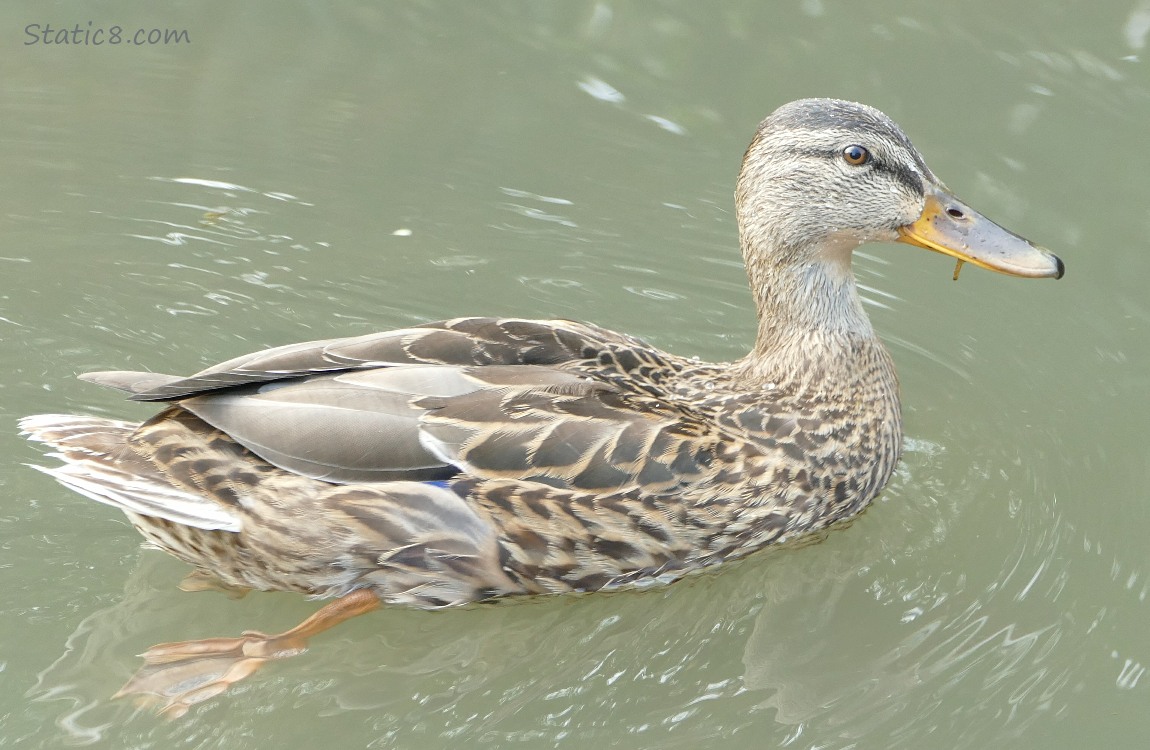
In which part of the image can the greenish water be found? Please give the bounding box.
[2,1,1146,747]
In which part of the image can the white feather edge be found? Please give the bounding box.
[27,462,242,532]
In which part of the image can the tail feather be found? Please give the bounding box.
[19,414,242,532]
[18,413,138,458]
[78,371,184,395]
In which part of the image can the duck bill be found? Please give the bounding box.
[897,188,1064,279]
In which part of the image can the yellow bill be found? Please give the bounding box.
[897,187,1064,280]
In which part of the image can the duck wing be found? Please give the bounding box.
[79,318,713,490]
[167,362,706,491]
[82,317,644,402]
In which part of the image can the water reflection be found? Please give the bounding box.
[742,444,1078,748]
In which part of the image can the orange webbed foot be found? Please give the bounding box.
[115,589,381,717]
[115,631,303,718]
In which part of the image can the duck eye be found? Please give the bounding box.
[842,145,870,166]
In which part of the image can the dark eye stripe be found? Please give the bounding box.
[876,162,924,196]
[805,147,925,197]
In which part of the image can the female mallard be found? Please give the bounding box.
[21,99,1062,715]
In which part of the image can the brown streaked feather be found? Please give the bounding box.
[19,414,243,532]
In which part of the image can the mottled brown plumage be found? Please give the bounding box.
[20,99,1063,715]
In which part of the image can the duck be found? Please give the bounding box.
[20,98,1063,716]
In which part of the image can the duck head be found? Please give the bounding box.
[736,98,1064,283]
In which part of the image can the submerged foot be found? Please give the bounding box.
[178,570,252,599]
[116,589,381,717]
[116,631,303,717]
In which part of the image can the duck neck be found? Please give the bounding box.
[736,234,880,383]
